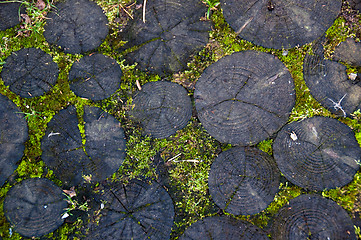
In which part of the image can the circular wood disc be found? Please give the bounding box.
[128,81,192,139]
[271,194,356,239]
[3,178,67,238]
[221,0,341,49]
[43,0,108,54]
[304,39,361,117]
[209,146,280,215]
[41,106,88,186]
[179,216,269,240]
[0,94,28,187]
[121,0,211,75]
[41,106,126,186]
[333,38,361,67]
[194,51,295,145]
[0,2,24,31]
[1,48,59,98]
[87,180,174,239]
[83,106,127,182]
[69,54,122,101]
[273,116,360,191]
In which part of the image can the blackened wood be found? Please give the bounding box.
[121,0,211,75]
[273,116,360,191]
[83,106,126,182]
[333,38,361,67]
[180,216,269,240]
[304,38,361,117]
[128,81,192,139]
[0,2,24,31]
[41,106,88,186]
[87,180,174,240]
[41,106,126,186]
[209,146,279,215]
[194,50,295,145]
[1,48,59,98]
[0,94,28,186]
[271,194,356,239]
[221,0,341,49]
[3,178,67,238]
[43,0,108,54]
[349,0,361,12]
[69,54,122,101]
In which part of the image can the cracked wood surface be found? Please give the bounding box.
[194,50,295,145]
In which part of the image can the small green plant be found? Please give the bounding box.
[13,0,56,36]
[203,0,220,19]
[63,190,89,218]
[15,104,43,120]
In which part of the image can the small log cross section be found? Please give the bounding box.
[208,146,280,215]
[43,0,108,54]
[0,94,28,187]
[194,50,295,145]
[87,180,174,240]
[41,105,126,187]
[271,194,356,239]
[128,81,192,139]
[304,38,361,117]
[69,54,122,101]
[1,48,59,98]
[273,116,360,191]
[3,178,67,238]
[180,216,269,239]
[221,0,342,49]
[121,0,211,75]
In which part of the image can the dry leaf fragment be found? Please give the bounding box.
[21,14,31,25]
[63,186,76,198]
[36,0,46,11]
[290,131,298,141]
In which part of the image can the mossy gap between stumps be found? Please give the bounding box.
[0,0,360,239]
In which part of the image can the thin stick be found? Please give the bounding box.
[166,153,181,162]
[173,159,200,163]
[136,79,142,90]
[142,0,147,23]
[119,4,133,19]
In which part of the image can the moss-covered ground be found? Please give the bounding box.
[0,0,361,239]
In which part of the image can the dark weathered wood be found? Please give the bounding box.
[128,81,192,139]
[271,194,356,239]
[221,0,341,49]
[208,146,279,215]
[273,116,360,191]
[69,54,122,101]
[41,106,126,186]
[0,94,28,187]
[194,50,295,145]
[3,178,67,238]
[180,216,269,240]
[43,0,108,54]
[83,106,126,182]
[87,180,174,239]
[333,37,361,67]
[349,0,361,12]
[121,0,210,75]
[0,2,24,31]
[1,48,59,98]
[41,106,88,186]
[304,38,361,117]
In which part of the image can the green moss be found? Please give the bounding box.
[0,1,360,239]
